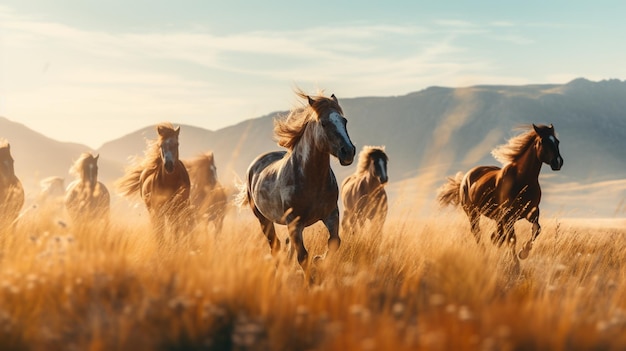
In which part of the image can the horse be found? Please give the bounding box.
[341,146,389,236]
[237,90,356,271]
[183,152,228,234]
[437,124,563,260]
[0,141,24,231]
[38,176,65,204]
[116,123,191,245]
[64,153,110,226]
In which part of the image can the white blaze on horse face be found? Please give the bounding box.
[211,165,218,181]
[329,111,350,145]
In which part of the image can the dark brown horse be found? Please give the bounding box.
[65,153,110,225]
[183,152,228,233]
[237,90,356,270]
[341,146,389,236]
[438,124,563,260]
[0,141,24,230]
[117,123,191,244]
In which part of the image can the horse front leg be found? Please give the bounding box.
[519,207,540,259]
[323,208,341,254]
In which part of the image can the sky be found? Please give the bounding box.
[1,0,625,148]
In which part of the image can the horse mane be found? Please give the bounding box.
[116,122,178,197]
[274,89,343,150]
[69,152,96,179]
[491,125,538,165]
[357,146,387,174]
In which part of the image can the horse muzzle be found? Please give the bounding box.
[550,156,563,171]
[379,175,388,184]
[338,145,356,166]
[164,160,175,173]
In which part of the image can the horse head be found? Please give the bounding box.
[310,94,356,166]
[533,124,563,171]
[370,149,389,184]
[158,125,180,173]
[0,142,15,181]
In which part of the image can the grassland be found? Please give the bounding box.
[0,201,625,351]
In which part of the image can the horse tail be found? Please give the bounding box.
[437,172,464,208]
[115,166,143,198]
[233,175,250,209]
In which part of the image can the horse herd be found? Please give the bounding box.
[0,90,563,272]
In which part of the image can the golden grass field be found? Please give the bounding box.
[1,198,625,351]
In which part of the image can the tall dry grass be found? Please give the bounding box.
[0,200,625,351]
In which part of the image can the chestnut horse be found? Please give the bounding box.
[0,141,24,230]
[341,146,389,236]
[237,91,356,270]
[438,124,563,260]
[65,153,110,226]
[117,123,191,244]
[183,152,228,233]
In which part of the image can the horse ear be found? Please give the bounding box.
[331,94,338,103]
[94,154,99,161]
[532,124,541,135]
[175,126,180,136]
[549,123,554,130]
[307,96,314,106]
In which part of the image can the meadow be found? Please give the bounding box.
[0,199,625,351]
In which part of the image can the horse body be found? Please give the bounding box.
[240,91,355,269]
[184,152,228,233]
[341,146,389,235]
[65,153,110,225]
[117,123,191,244]
[0,141,24,229]
[438,124,563,260]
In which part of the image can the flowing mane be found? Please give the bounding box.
[274,90,343,150]
[491,126,538,165]
[357,146,387,173]
[116,122,178,197]
[69,152,96,179]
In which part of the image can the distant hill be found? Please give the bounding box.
[3,78,626,216]
[0,117,121,196]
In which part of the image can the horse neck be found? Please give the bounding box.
[292,124,330,181]
[513,141,543,181]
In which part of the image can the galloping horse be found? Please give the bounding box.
[341,146,389,236]
[438,124,563,260]
[65,153,110,225]
[117,123,191,244]
[237,90,356,270]
[183,152,228,233]
[0,141,24,230]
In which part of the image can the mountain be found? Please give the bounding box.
[3,78,626,216]
[0,117,121,196]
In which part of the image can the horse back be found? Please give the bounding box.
[461,165,501,215]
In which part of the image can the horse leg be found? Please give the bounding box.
[464,207,482,244]
[252,205,281,255]
[491,221,507,247]
[287,220,309,270]
[323,208,341,254]
[519,207,540,259]
[151,212,166,248]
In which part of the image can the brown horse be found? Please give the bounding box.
[0,141,24,230]
[237,90,356,270]
[438,124,563,260]
[117,123,191,244]
[341,146,389,236]
[65,153,110,226]
[183,152,228,233]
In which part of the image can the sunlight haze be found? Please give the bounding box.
[1,0,624,148]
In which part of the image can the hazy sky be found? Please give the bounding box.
[1,1,625,148]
